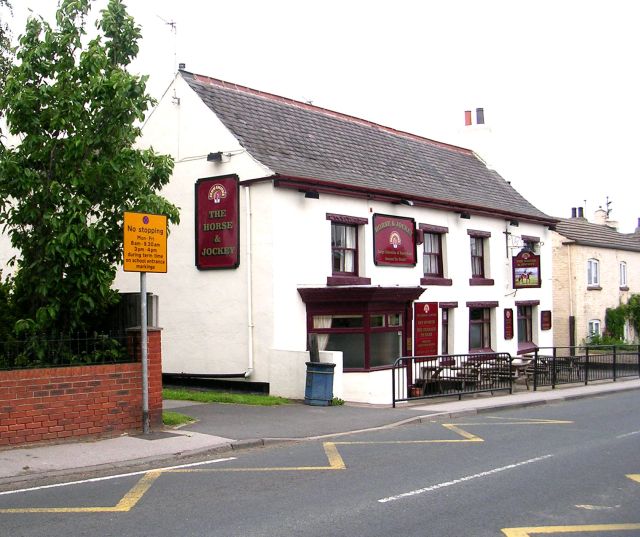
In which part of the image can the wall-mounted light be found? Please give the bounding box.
[509,219,519,227]
[400,199,414,206]
[298,189,319,199]
[459,211,471,219]
[207,152,223,162]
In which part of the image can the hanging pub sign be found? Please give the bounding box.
[512,249,541,288]
[373,213,416,266]
[541,310,552,330]
[414,302,438,356]
[504,308,514,340]
[195,175,240,270]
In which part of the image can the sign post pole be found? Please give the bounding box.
[140,271,149,434]
[123,212,167,435]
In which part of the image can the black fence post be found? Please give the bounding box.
[508,356,513,394]
[552,347,557,389]
[533,349,538,392]
[392,360,397,408]
[584,347,590,386]
[612,346,617,382]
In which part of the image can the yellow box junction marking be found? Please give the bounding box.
[502,473,640,536]
[170,442,346,473]
[0,417,571,515]
[501,523,640,536]
[0,470,162,514]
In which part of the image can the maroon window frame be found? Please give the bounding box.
[299,286,423,371]
[517,305,533,344]
[326,214,370,286]
[331,222,358,276]
[469,307,492,352]
[423,232,443,277]
[470,236,485,277]
[308,309,405,371]
[441,308,449,354]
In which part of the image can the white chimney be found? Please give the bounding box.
[460,107,493,169]
[594,208,607,225]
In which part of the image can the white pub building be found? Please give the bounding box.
[114,71,557,404]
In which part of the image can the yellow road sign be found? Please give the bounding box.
[123,212,167,273]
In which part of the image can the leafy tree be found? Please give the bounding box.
[0,0,11,93]
[0,0,179,335]
[625,294,640,340]
[0,0,12,148]
[604,306,626,340]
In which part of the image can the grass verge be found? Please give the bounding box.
[163,387,290,406]
[162,410,195,427]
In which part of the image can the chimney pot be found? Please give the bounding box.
[476,107,485,125]
[571,207,577,218]
[578,207,584,218]
[464,110,472,126]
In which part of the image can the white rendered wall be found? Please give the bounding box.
[114,76,274,379]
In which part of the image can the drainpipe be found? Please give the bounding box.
[244,185,254,378]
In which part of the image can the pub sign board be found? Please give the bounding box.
[195,175,240,270]
[373,213,416,266]
[512,249,541,288]
[414,302,438,356]
[504,308,514,340]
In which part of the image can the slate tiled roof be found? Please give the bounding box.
[554,218,640,252]
[181,71,554,224]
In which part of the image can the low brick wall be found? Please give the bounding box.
[0,328,162,448]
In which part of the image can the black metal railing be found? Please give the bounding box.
[529,345,640,390]
[392,353,513,407]
[0,331,139,371]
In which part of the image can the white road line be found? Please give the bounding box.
[616,430,640,439]
[0,457,237,497]
[378,454,553,503]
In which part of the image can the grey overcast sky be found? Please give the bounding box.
[6,1,640,231]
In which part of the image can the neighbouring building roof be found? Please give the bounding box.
[180,71,555,225]
[554,218,640,252]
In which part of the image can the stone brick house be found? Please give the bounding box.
[551,208,640,347]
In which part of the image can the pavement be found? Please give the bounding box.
[1,378,639,491]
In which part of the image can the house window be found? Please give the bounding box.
[620,262,628,288]
[331,223,357,274]
[588,319,601,338]
[470,237,484,277]
[517,305,533,344]
[521,235,540,254]
[423,233,443,277]
[326,214,370,286]
[468,230,493,285]
[469,307,492,351]
[420,224,451,285]
[311,312,403,370]
[587,258,600,287]
[441,308,449,354]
